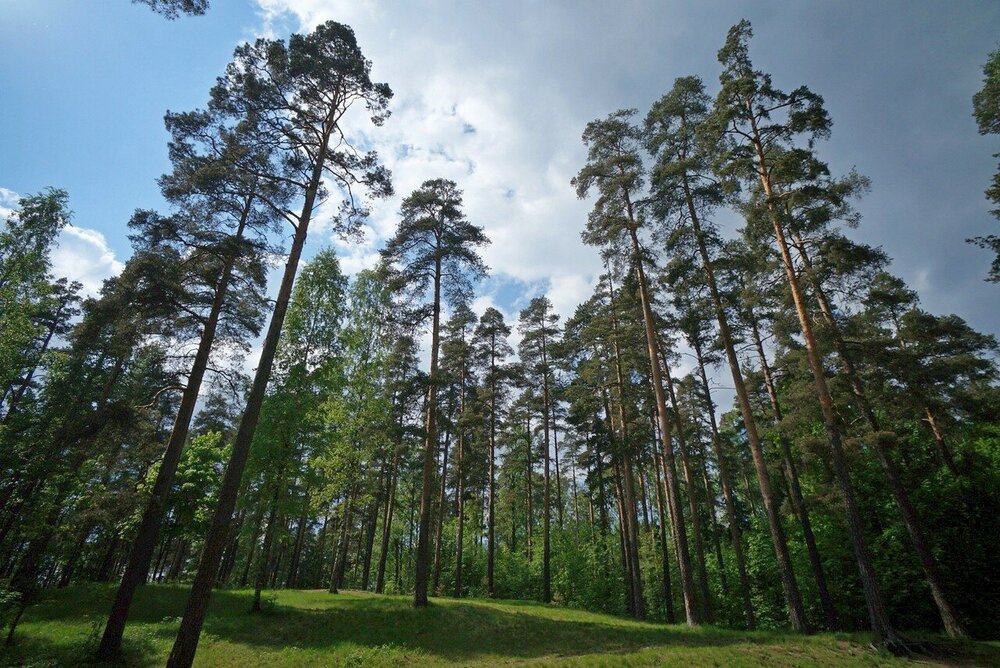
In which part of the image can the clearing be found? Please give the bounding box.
[2,585,998,666]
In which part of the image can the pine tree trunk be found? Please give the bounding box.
[792,233,966,639]
[681,178,805,631]
[651,443,677,623]
[432,423,451,595]
[923,407,958,476]
[57,522,93,588]
[693,340,755,629]
[526,416,534,563]
[153,538,170,584]
[98,196,255,659]
[414,253,443,608]
[97,533,122,582]
[361,488,380,592]
[166,134,330,668]
[748,314,837,628]
[748,121,899,646]
[553,407,564,529]
[662,359,713,622]
[375,449,399,594]
[595,402,612,539]
[252,484,281,612]
[611,458,636,616]
[239,508,264,588]
[606,271,645,618]
[454,367,466,598]
[166,539,187,581]
[638,463,651,532]
[330,488,356,594]
[622,222,696,624]
[216,510,242,586]
[541,317,553,604]
[696,438,727,593]
[487,340,498,597]
[286,498,309,588]
[570,441,581,523]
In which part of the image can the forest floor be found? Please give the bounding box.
[1,584,998,667]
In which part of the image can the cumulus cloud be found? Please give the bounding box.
[50,224,125,297]
[1,186,123,297]
[248,0,1000,377]
[6,0,991,390]
[252,0,606,326]
[0,187,19,220]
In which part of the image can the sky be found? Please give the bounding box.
[2,1,999,369]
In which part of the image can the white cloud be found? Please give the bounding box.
[912,268,931,292]
[242,342,265,379]
[1,186,124,298]
[0,187,19,220]
[470,292,522,350]
[254,0,605,327]
[246,1,1000,425]
[50,224,125,297]
[331,234,381,276]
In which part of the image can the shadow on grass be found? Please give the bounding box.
[6,585,1000,666]
[0,608,160,668]
[184,590,1000,665]
[197,593,750,662]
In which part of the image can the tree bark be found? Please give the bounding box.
[605,271,645,619]
[661,358,713,622]
[487,335,498,597]
[748,314,838,628]
[361,486,380,592]
[330,488,356,594]
[540,307,553,604]
[252,483,281,612]
[432,419,451,595]
[622,221,696,624]
[166,132,330,668]
[99,196,255,659]
[691,341,756,628]
[413,252,443,608]
[454,366,466,598]
[791,232,966,638]
[747,114,898,645]
[286,497,309,588]
[375,449,399,594]
[680,175,806,631]
[651,442,677,623]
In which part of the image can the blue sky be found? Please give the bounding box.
[2,1,999,355]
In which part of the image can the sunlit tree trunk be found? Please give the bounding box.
[791,232,966,638]
[747,114,898,645]
[681,175,805,631]
[624,218,697,624]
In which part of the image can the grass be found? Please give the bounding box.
[1,584,998,666]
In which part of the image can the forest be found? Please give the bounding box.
[2,2,1000,666]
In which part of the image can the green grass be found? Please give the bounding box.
[1,584,997,666]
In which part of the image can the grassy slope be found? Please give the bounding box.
[1,585,997,667]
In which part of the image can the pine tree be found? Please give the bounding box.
[970,44,1000,281]
[518,296,561,603]
[646,75,804,630]
[98,104,282,658]
[381,179,488,607]
[574,110,697,623]
[711,19,900,647]
[473,307,513,596]
[166,22,391,667]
